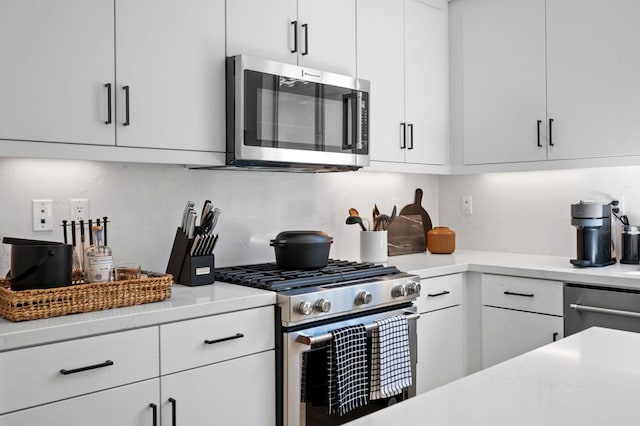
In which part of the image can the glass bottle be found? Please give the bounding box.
[84,225,113,283]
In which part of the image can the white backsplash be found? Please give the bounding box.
[0,158,439,274]
[439,165,640,258]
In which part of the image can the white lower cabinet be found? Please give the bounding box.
[480,274,564,369]
[160,350,275,426]
[415,274,466,394]
[0,379,159,426]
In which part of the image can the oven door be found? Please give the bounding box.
[282,306,418,426]
[227,54,370,169]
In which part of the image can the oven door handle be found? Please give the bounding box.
[570,303,640,319]
[296,311,420,346]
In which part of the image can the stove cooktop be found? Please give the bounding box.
[214,259,401,292]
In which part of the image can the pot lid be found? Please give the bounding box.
[271,230,333,245]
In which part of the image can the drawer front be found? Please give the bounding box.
[481,274,563,316]
[160,305,274,374]
[416,274,464,314]
[0,327,158,414]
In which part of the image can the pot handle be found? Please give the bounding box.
[7,249,56,283]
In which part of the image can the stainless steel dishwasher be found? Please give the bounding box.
[565,283,640,336]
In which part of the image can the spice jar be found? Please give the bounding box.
[427,227,456,254]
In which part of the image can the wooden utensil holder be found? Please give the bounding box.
[166,228,215,286]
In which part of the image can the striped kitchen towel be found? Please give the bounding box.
[370,315,412,400]
[328,324,369,415]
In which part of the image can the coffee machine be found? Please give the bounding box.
[570,201,616,267]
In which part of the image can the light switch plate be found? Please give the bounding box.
[32,199,53,231]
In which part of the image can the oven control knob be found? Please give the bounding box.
[392,284,408,298]
[296,301,313,316]
[315,299,332,313]
[356,291,373,305]
[407,281,422,295]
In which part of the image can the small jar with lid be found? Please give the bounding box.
[621,225,640,264]
[427,227,456,254]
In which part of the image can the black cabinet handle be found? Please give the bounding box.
[536,119,542,147]
[149,403,158,426]
[301,23,309,55]
[408,123,414,150]
[504,291,534,298]
[548,118,554,146]
[291,21,298,53]
[60,360,114,375]
[204,333,244,345]
[123,85,131,126]
[105,83,112,125]
[553,332,559,342]
[427,290,450,297]
[169,398,177,426]
[400,122,406,149]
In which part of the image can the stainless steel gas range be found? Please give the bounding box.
[216,259,421,426]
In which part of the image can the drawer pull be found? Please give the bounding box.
[204,333,244,345]
[552,332,559,342]
[504,291,534,298]
[427,291,450,298]
[60,359,114,375]
[168,398,177,426]
[149,403,158,426]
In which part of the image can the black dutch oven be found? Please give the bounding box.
[269,231,333,270]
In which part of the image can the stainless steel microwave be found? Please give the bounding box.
[225,55,370,171]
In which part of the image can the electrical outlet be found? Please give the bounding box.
[611,194,625,215]
[69,198,89,221]
[462,195,473,215]
[32,199,53,231]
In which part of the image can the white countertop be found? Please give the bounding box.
[347,326,640,426]
[0,282,275,352]
[389,249,640,289]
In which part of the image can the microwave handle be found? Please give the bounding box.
[342,93,364,152]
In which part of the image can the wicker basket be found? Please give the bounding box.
[0,272,173,322]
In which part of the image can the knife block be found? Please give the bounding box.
[166,228,215,286]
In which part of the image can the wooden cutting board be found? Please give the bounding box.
[399,188,433,242]
[387,215,426,256]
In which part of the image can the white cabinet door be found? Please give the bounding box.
[0,0,115,146]
[482,306,563,369]
[357,0,405,162]
[416,305,466,394]
[405,0,448,165]
[546,0,640,160]
[226,0,298,65]
[160,351,275,426]
[116,0,225,152]
[297,0,356,76]
[0,379,159,426]
[456,0,547,165]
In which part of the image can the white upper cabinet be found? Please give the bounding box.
[226,0,356,76]
[453,0,640,166]
[116,0,226,151]
[358,0,449,166]
[454,0,546,165]
[0,0,115,146]
[546,0,640,160]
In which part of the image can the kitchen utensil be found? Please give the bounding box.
[62,220,68,244]
[427,227,456,254]
[103,216,108,246]
[88,219,93,245]
[270,231,333,269]
[399,188,433,241]
[79,220,85,270]
[70,221,81,271]
[346,215,367,232]
[348,208,360,217]
[2,237,72,291]
[387,215,426,256]
[181,201,195,231]
[201,200,212,222]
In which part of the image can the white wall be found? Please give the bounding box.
[0,158,439,274]
[439,165,640,259]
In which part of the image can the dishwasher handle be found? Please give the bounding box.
[570,303,640,319]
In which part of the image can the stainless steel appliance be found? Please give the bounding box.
[224,55,370,171]
[565,283,640,336]
[215,260,420,426]
[570,201,616,267]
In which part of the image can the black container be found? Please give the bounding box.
[270,231,333,270]
[621,226,640,265]
[3,237,73,291]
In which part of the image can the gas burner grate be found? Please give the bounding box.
[215,259,400,291]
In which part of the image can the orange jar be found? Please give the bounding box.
[427,227,456,254]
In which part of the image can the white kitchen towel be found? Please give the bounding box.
[328,324,369,415]
[369,315,412,400]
